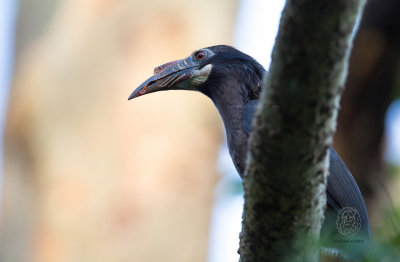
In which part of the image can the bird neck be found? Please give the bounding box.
[199,64,265,175]
[217,98,250,176]
[204,81,248,133]
[201,82,253,175]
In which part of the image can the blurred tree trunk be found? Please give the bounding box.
[2,1,237,262]
[1,1,58,261]
[335,0,400,221]
[239,1,365,261]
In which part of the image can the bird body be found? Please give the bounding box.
[129,45,370,257]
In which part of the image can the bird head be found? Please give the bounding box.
[128,45,265,102]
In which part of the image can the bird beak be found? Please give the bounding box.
[128,59,196,100]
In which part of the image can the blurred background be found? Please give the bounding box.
[1,0,400,261]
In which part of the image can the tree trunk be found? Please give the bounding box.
[239,1,366,261]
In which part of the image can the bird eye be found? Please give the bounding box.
[195,51,206,61]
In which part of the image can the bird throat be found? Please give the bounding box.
[190,64,212,86]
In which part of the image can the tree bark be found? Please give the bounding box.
[239,1,366,261]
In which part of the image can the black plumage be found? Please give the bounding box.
[129,45,370,255]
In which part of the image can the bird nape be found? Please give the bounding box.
[128,45,370,259]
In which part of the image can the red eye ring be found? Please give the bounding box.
[195,51,206,61]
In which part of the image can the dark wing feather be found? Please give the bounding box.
[242,100,371,240]
[327,148,370,237]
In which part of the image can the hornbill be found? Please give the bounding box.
[129,45,370,258]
